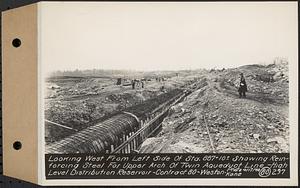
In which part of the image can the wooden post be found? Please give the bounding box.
[133,136,136,150]
[126,135,130,152]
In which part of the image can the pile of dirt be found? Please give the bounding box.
[140,61,289,153]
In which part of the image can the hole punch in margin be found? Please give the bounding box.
[12,38,21,48]
[13,141,22,150]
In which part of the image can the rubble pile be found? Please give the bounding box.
[140,61,289,153]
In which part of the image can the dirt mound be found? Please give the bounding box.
[140,61,289,153]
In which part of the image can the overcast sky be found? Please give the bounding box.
[40,2,297,73]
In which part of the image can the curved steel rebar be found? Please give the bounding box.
[46,112,140,153]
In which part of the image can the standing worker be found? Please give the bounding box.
[141,81,144,88]
[132,80,135,89]
[238,73,247,98]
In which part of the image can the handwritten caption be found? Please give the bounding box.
[45,153,289,179]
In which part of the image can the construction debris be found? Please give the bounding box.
[140,60,289,153]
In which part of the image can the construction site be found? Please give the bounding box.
[45,59,289,154]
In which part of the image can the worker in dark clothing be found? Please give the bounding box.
[141,81,144,88]
[238,73,247,98]
[132,80,135,89]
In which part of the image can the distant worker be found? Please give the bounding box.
[141,81,144,88]
[132,80,135,89]
[135,80,140,88]
[238,73,247,98]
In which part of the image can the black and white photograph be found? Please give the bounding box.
[43,2,295,155]
[1,1,297,186]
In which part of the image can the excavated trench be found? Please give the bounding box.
[46,79,206,154]
[46,88,186,153]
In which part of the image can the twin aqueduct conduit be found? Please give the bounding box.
[46,79,205,154]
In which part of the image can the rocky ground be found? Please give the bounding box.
[140,60,289,153]
[44,72,198,143]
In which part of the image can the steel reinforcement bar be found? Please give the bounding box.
[46,78,204,154]
[112,91,188,153]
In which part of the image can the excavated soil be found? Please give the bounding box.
[140,62,289,153]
